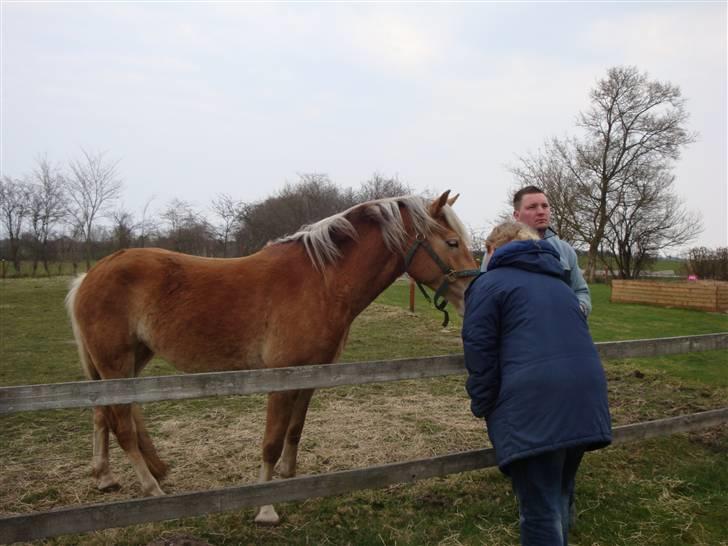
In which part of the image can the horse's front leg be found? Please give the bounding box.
[279,388,315,478]
[254,390,297,525]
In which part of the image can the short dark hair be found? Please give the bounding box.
[513,185,545,210]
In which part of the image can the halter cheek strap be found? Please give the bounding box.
[403,237,480,327]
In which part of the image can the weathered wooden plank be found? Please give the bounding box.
[2,334,727,414]
[610,280,727,312]
[612,408,728,443]
[1,408,725,544]
[0,355,465,414]
[0,449,498,543]
[616,292,714,299]
[596,333,728,359]
[617,293,715,304]
[615,292,713,299]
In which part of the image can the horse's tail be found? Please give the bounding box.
[65,274,99,381]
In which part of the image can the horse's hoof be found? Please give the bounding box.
[97,477,120,492]
[254,505,280,526]
[144,483,165,497]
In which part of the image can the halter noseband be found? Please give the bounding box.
[403,235,480,327]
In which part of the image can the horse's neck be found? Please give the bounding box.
[331,222,406,319]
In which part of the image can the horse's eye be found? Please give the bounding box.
[446,239,459,248]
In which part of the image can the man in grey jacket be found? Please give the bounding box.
[482,185,591,317]
[493,185,593,531]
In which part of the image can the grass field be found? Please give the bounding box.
[0,277,726,545]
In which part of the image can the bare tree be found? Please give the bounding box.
[28,156,68,275]
[111,209,136,250]
[687,247,728,281]
[467,226,488,264]
[237,174,352,255]
[356,173,412,202]
[56,225,84,275]
[512,66,697,281]
[160,199,212,255]
[600,165,702,278]
[210,193,242,257]
[0,176,31,273]
[138,196,157,248]
[65,149,123,268]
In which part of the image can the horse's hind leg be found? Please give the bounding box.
[92,406,119,491]
[92,342,164,497]
[132,404,168,481]
[279,388,315,479]
[131,345,168,482]
[106,402,165,497]
[254,390,298,525]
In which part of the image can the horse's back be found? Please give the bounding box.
[72,247,339,373]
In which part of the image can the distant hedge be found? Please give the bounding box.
[687,247,728,281]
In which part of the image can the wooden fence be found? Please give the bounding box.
[611,279,728,312]
[1,333,727,543]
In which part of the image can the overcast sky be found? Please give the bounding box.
[2,2,726,251]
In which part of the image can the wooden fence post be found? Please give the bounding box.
[409,276,415,313]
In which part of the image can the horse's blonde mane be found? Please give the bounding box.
[274,195,470,271]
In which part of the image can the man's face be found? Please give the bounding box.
[513,192,551,232]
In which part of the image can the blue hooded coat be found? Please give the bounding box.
[462,239,611,472]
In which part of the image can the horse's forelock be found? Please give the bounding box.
[440,204,471,247]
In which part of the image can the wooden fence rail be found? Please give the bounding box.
[2,333,727,414]
[2,408,727,544]
[611,280,728,312]
[1,333,727,543]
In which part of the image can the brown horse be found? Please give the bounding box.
[65,191,478,524]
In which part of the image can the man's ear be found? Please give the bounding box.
[512,210,520,221]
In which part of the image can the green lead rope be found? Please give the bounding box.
[415,280,451,327]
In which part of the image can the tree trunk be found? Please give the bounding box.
[85,238,92,270]
[586,243,599,283]
[10,239,21,275]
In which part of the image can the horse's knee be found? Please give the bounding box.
[93,407,108,428]
[262,438,285,464]
[108,406,136,447]
[287,421,305,445]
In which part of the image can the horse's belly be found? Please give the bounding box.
[150,336,265,373]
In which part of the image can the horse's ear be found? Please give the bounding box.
[430,190,451,216]
[447,193,460,207]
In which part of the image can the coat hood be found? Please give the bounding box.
[487,239,564,278]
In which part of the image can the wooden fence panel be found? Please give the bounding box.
[611,280,728,312]
[2,334,726,414]
[2,408,726,544]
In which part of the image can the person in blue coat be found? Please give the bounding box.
[462,221,611,546]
